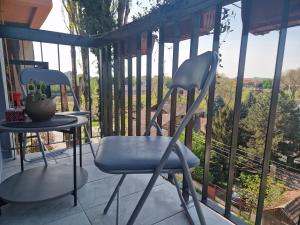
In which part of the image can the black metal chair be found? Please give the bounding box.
[95,51,219,225]
[19,68,96,164]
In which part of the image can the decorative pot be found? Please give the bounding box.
[25,98,56,122]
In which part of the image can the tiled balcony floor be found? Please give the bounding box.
[0,144,234,225]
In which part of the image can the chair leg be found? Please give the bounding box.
[104,174,126,214]
[37,133,48,166]
[126,169,161,225]
[116,188,120,225]
[181,161,206,225]
[171,173,195,225]
[83,124,96,158]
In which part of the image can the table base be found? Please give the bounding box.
[0,165,88,203]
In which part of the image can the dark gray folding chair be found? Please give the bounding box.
[19,68,96,164]
[95,51,218,225]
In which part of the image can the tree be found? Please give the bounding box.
[240,92,283,161]
[276,91,300,166]
[215,74,236,106]
[238,173,286,219]
[281,68,300,100]
[213,95,225,114]
[261,79,272,89]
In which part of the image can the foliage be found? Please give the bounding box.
[276,91,300,166]
[240,92,283,160]
[26,80,49,102]
[238,173,286,214]
[215,74,236,106]
[281,68,300,100]
[179,131,215,183]
[261,79,272,89]
[213,105,233,146]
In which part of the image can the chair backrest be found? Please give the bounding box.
[145,51,218,138]
[19,68,80,110]
[20,68,71,86]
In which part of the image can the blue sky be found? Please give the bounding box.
[33,0,300,79]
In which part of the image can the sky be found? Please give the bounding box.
[33,0,300,79]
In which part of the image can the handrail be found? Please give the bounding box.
[0,24,99,47]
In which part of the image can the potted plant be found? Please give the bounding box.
[25,80,56,122]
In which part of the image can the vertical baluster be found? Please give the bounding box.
[225,0,251,217]
[146,30,153,130]
[136,33,142,136]
[107,46,113,135]
[182,13,201,203]
[127,40,133,136]
[101,47,108,136]
[120,41,126,135]
[202,3,222,203]
[113,44,120,135]
[169,23,180,137]
[255,1,290,224]
[87,48,92,138]
[157,26,165,132]
[98,48,104,137]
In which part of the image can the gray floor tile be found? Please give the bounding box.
[85,183,183,225]
[154,205,234,225]
[0,196,82,225]
[44,212,91,225]
[78,174,166,210]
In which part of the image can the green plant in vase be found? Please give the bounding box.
[25,80,56,122]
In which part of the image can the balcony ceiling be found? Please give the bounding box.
[1,0,52,29]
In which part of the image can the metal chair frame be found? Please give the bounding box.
[19,68,96,165]
[98,51,219,225]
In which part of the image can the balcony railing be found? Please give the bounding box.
[0,0,299,224]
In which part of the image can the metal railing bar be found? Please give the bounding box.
[202,2,222,203]
[127,40,133,136]
[0,24,99,47]
[169,23,180,137]
[255,0,290,224]
[146,30,153,129]
[136,33,142,136]
[224,0,251,217]
[157,26,165,133]
[113,44,120,135]
[120,41,126,135]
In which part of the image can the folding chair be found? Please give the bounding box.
[19,68,96,164]
[95,51,218,225]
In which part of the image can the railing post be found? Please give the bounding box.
[157,26,165,132]
[255,1,290,224]
[87,48,92,139]
[101,47,108,136]
[146,30,153,130]
[169,23,180,137]
[202,3,222,203]
[183,12,201,203]
[127,40,133,136]
[107,46,113,136]
[224,0,251,217]
[136,33,142,136]
[113,43,120,135]
[98,48,104,137]
[120,41,126,136]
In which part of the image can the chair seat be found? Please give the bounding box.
[94,136,200,174]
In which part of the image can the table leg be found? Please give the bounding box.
[79,127,82,167]
[73,128,77,206]
[18,133,24,172]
